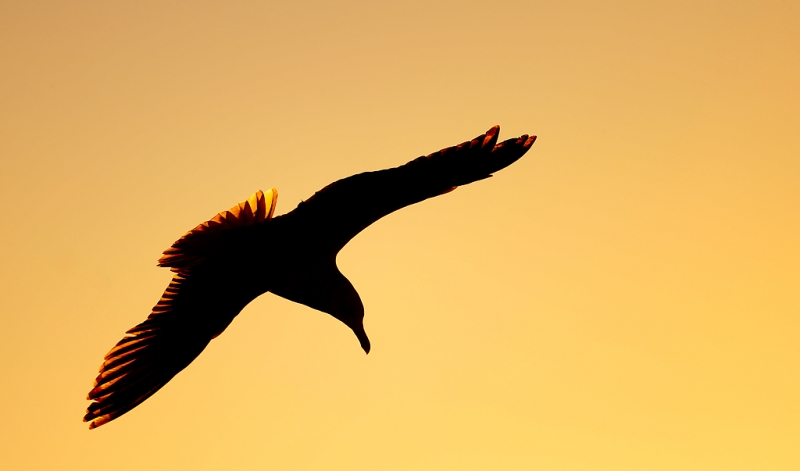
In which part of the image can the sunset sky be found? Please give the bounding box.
[1,1,798,469]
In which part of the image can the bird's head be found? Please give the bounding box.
[279,265,371,354]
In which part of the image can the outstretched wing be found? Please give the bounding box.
[84,268,252,429]
[158,188,278,273]
[281,125,535,252]
[85,190,278,428]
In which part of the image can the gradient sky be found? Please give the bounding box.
[1,1,798,470]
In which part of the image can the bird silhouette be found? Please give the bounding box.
[84,125,536,429]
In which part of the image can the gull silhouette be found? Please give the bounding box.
[84,125,536,428]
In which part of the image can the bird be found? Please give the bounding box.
[84,125,536,429]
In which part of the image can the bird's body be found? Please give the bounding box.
[85,125,536,428]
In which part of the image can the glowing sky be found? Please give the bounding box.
[1,1,798,469]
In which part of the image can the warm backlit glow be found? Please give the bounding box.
[0,1,797,470]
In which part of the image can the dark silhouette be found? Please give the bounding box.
[84,125,536,429]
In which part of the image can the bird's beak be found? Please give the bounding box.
[353,325,371,354]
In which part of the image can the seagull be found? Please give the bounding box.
[84,125,536,429]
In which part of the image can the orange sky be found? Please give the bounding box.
[1,1,798,470]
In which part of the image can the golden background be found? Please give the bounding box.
[1,1,798,469]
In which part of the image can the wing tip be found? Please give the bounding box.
[483,125,500,148]
[85,412,110,430]
[265,187,278,218]
[522,135,537,152]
